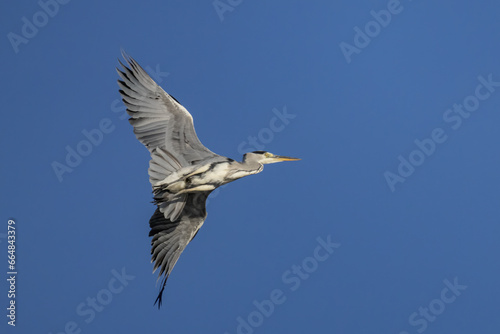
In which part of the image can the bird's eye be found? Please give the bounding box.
[265,152,272,158]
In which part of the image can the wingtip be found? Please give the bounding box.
[154,289,163,308]
[153,276,168,309]
[154,295,163,309]
[119,49,135,70]
[120,48,129,60]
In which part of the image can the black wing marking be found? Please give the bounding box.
[149,191,211,307]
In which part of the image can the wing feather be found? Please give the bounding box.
[117,52,218,167]
[117,53,218,306]
[148,191,211,307]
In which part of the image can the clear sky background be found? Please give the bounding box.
[1,0,500,333]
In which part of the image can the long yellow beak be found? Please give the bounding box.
[272,155,301,162]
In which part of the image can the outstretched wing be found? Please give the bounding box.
[116,52,218,168]
[149,191,211,307]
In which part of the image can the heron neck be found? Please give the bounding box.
[237,159,263,175]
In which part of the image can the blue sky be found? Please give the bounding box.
[1,0,500,333]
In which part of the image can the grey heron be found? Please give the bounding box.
[116,52,299,307]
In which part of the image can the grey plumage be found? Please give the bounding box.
[117,52,299,307]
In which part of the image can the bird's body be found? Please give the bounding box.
[154,156,264,194]
[117,52,299,307]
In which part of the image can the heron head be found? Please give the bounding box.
[244,151,300,164]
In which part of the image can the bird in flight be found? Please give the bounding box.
[116,52,299,307]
